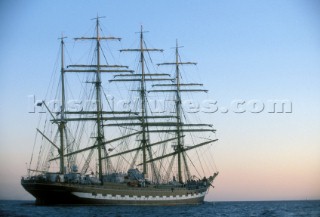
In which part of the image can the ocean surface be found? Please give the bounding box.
[0,200,319,217]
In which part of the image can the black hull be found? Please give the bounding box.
[21,182,207,206]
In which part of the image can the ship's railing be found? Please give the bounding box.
[21,173,211,194]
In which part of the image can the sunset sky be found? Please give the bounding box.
[0,0,319,201]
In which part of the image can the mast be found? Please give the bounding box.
[157,40,199,183]
[94,17,104,184]
[59,35,66,174]
[139,26,148,175]
[174,40,183,183]
[119,26,164,177]
[63,16,131,184]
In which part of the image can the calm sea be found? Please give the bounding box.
[0,200,319,217]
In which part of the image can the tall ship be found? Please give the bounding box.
[21,17,219,205]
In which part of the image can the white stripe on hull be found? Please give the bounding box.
[72,191,206,201]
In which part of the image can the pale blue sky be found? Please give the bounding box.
[0,0,319,201]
